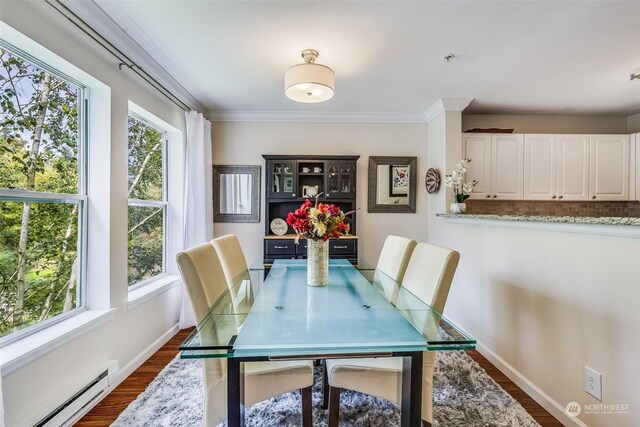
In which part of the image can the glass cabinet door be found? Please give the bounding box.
[327,165,340,195]
[269,161,297,198]
[326,162,355,198]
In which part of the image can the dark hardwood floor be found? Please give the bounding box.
[76,329,562,427]
[75,328,193,427]
[467,351,563,427]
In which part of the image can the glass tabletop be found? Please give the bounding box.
[180,259,475,359]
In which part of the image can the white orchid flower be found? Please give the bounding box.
[447,159,477,196]
[463,182,474,193]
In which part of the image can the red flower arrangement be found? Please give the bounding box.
[286,195,354,242]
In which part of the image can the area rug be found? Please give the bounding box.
[111,351,540,427]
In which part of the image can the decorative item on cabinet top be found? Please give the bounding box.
[465,128,514,133]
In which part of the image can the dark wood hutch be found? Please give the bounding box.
[262,155,359,261]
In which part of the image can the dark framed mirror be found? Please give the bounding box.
[213,165,261,222]
[368,156,417,213]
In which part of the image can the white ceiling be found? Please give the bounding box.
[88,0,640,119]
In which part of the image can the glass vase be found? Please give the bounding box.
[307,239,329,286]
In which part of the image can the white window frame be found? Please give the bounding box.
[127,112,169,290]
[126,102,183,297]
[0,42,89,346]
[0,21,112,370]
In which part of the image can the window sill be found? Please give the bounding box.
[127,274,182,311]
[0,308,116,375]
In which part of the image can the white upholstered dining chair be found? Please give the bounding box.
[370,235,418,302]
[323,242,460,427]
[211,234,249,289]
[376,235,417,283]
[176,241,314,427]
[211,234,254,316]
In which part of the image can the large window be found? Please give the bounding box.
[0,46,85,341]
[127,114,167,287]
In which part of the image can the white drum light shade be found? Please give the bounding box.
[285,49,335,103]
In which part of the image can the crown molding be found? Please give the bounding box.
[424,98,474,123]
[60,0,204,112]
[207,111,429,123]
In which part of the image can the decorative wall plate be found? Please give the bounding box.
[270,218,288,235]
[425,168,441,194]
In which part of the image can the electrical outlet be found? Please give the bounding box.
[584,366,602,400]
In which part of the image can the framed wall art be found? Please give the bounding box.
[368,156,417,213]
[389,165,410,196]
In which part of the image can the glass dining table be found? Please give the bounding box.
[180,259,476,427]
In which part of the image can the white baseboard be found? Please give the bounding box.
[476,342,587,427]
[65,323,180,425]
[115,323,180,383]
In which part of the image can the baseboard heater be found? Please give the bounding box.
[34,367,112,427]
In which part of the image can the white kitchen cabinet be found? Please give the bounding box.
[524,134,605,201]
[466,132,632,202]
[492,134,524,199]
[524,134,557,200]
[630,133,638,201]
[589,134,630,201]
[462,134,492,199]
[633,132,640,200]
[463,133,523,200]
[557,135,590,200]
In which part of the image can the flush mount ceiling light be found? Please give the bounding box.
[285,49,335,103]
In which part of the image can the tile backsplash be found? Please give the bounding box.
[466,200,640,217]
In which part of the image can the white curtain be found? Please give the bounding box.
[179,111,213,329]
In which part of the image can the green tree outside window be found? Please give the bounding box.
[0,48,81,338]
[127,116,166,286]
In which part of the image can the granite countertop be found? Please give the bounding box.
[436,213,640,226]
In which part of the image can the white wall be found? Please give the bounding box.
[429,111,640,427]
[0,3,185,425]
[628,112,640,134]
[463,114,629,134]
[211,121,428,264]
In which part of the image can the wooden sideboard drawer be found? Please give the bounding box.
[329,239,356,255]
[265,239,296,255]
